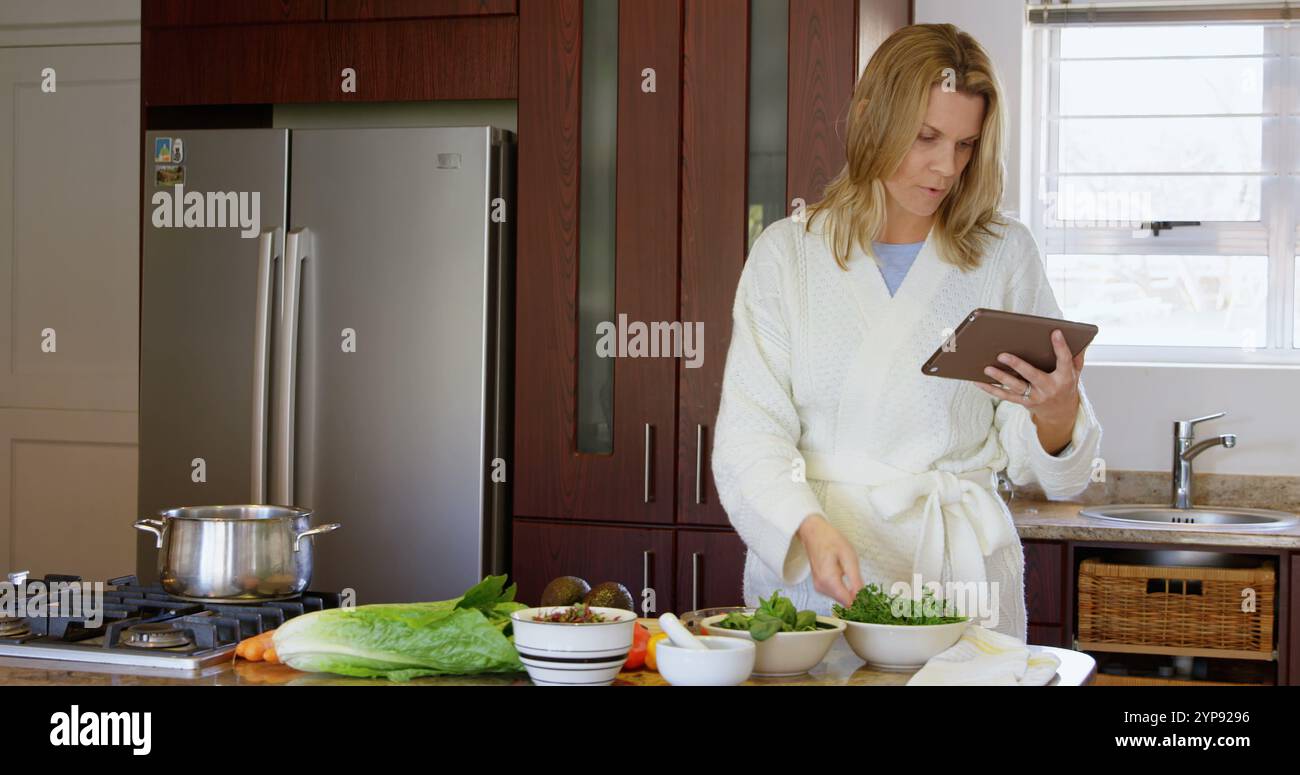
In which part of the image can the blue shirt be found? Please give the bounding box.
[871,240,925,296]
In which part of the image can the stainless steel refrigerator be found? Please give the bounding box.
[139,126,515,604]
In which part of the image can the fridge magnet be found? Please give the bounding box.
[153,137,173,164]
[155,164,185,187]
[171,138,184,163]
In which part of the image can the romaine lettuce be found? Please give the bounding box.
[272,575,529,681]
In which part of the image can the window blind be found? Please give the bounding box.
[1027,1,1296,25]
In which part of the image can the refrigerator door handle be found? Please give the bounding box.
[250,229,278,504]
[272,228,307,505]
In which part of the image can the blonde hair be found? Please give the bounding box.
[803,23,1008,272]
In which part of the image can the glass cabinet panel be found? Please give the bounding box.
[747,0,789,251]
[577,0,619,454]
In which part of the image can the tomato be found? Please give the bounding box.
[645,632,669,672]
[623,623,651,670]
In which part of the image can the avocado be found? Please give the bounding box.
[583,581,636,612]
[539,576,591,607]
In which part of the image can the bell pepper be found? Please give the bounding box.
[623,622,651,670]
[645,632,669,672]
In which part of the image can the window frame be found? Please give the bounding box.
[1025,21,1299,364]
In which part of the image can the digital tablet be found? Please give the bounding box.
[920,308,1099,384]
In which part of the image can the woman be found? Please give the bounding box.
[711,23,1102,642]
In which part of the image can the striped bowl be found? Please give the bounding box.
[510,606,637,686]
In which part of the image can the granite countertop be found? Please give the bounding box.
[1006,469,1300,549]
[0,619,1096,686]
[1009,498,1300,549]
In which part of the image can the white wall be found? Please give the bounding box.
[914,0,1300,477]
[915,0,1028,218]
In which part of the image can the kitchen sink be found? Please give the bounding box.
[1078,504,1300,531]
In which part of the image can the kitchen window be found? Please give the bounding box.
[1026,7,1299,363]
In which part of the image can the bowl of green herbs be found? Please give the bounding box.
[831,584,970,671]
[699,590,845,676]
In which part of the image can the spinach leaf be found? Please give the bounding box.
[715,611,753,631]
[749,612,784,641]
[831,583,968,625]
[713,590,821,641]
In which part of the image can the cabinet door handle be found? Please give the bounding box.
[643,423,654,503]
[692,551,701,611]
[642,550,652,614]
[694,424,704,505]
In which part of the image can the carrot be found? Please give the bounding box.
[236,630,277,661]
[244,637,267,661]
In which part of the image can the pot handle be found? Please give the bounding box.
[294,522,341,552]
[133,518,166,549]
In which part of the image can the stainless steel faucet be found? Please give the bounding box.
[1172,412,1236,509]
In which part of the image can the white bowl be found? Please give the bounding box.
[700,613,846,676]
[657,635,755,686]
[837,618,970,671]
[510,606,637,686]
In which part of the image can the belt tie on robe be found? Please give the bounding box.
[799,449,1016,588]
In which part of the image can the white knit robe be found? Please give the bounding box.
[711,212,1102,643]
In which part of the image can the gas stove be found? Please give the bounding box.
[0,572,339,671]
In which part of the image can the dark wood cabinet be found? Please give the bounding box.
[514,0,680,525]
[676,0,746,526]
[327,0,517,20]
[141,0,517,105]
[675,530,747,612]
[323,15,518,101]
[676,0,859,526]
[143,0,326,27]
[1024,540,1067,647]
[142,0,517,26]
[511,522,746,617]
[516,0,860,529]
[1024,540,1065,625]
[143,23,337,105]
[1028,623,1067,648]
[511,0,887,595]
[511,520,674,616]
[788,0,859,209]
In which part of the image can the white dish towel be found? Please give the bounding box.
[907,625,1061,686]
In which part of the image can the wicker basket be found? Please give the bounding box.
[1077,558,1274,657]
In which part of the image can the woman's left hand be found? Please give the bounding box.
[974,329,1083,451]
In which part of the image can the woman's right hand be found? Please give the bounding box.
[797,513,863,607]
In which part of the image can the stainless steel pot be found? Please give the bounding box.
[134,505,341,602]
